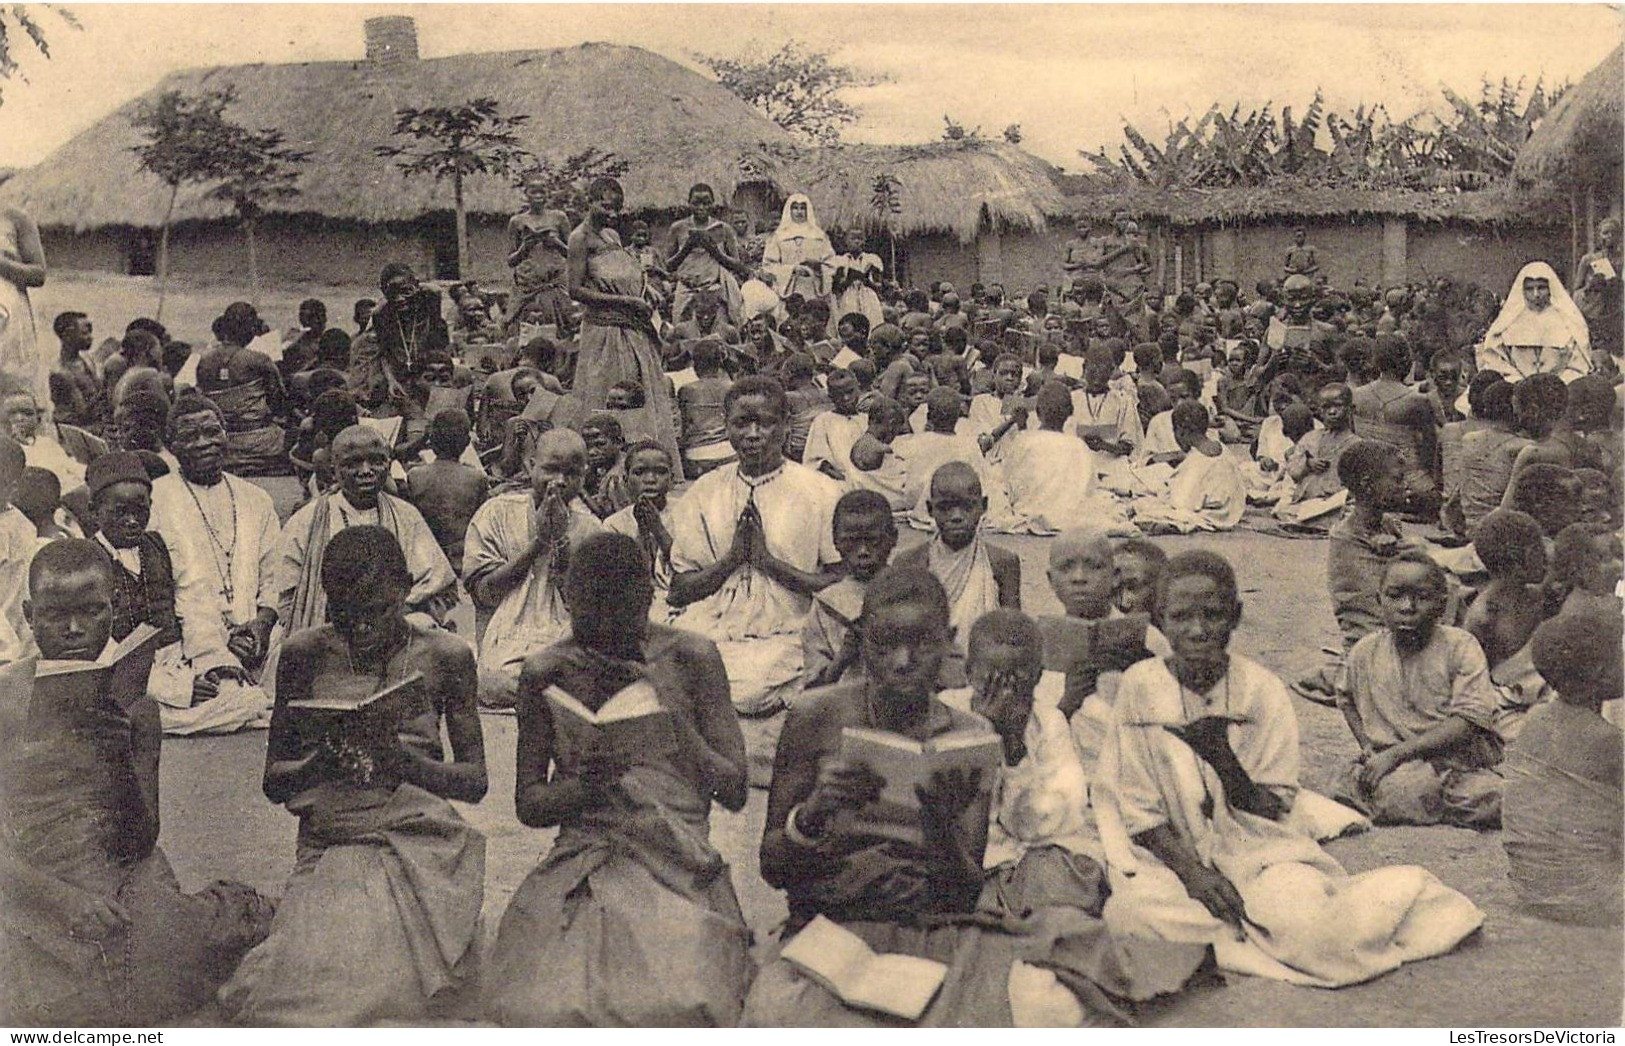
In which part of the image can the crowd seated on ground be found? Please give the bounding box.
[2,184,1621,1028]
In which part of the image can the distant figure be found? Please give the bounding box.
[0,205,47,406]
[1283,226,1319,279]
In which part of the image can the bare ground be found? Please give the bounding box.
[33,273,1625,1026]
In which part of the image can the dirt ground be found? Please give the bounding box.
[27,273,1625,1027]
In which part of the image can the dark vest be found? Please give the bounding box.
[107,532,182,648]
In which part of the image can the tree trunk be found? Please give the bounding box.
[156,184,177,322]
[454,170,468,280]
[244,215,260,305]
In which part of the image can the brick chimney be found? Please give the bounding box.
[364,16,419,64]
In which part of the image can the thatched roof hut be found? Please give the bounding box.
[1512,45,1622,191]
[1,26,795,232]
[1062,177,1555,228]
[780,139,1070,243]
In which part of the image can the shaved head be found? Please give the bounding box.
[535,426,587,461]
[1049,525,1114,568]
[929,460,982,501]
[331,424,388,457]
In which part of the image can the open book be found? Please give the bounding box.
[1035,613,1154,713]
[780,915,947,1021]
[27,623,165,738]
[546,680,675,765]
[835,724,1002,845]
[286,671,429,754]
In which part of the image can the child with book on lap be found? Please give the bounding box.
[486,533,751,1026]
[1,540,272,1026]
[220,526,488,1026]
[743,567,1193,1027]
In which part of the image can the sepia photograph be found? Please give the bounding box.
[0,1,1619,1030]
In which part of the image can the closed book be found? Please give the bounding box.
[835,724,1001,845]
[780,915,946,1021]
[545,680,676,765]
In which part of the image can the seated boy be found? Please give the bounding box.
[1462,510,1551,743]
[897,387,1013,532]
[1002,381,1122,532]
[1277,382,1357,522]
[782,353,830,463]
[967,352,1031,459]
[1136,368,1210,465]
[601,440,678,623]
[403,409,490,578]
[1130,401,1246,534]
[1502,611,1623,926]
[579,412,632,519]
[894,462,1020,674]
[1326,440,1417,653]
[15,466,73,546]
[844,396,912,518]
[1338,553,1503,828]
[802,367,866,481]
[1,540,272,1025]
[801,489,897,689]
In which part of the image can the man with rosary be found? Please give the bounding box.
[148,390,280,734]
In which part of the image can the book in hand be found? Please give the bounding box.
[781,915,947,1021]
[27,623,166,738]
[286,671,429,755]
[835,724,1001,845]
[545,680,676,766]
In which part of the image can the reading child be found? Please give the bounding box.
[747,568,1162,1026]
[1338,553,1503,828]
[1502,611,1623,926]
[602,440,678,622]
[464,427,603,708]
[487,533,751,1025]
[403,409,490,577]
[1098,550,1484,985]
[1281,382,1357,515]
[1,540,273,1026]
[220,527,487,1026]
[802,489,897,689]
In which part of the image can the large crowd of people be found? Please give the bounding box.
[0,180,1620,1027]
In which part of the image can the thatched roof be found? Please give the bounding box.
[1,42,796,232]
[1512,45,1622,190]
[1063,176,1561,227]
[780,139,1070,243]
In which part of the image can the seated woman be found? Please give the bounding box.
[743,567,1198,1027]
[485,533,752,1026]
[1502,611,1622,926]
[219,527,488,1026]
[1098,550,1484,987]
[195,304,289,477]
[1,540,272,1026]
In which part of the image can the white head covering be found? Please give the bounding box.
[772,193,827,243]
[1484,261,1590,353]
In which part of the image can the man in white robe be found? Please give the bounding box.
[271,426,456,638]
[801,368,866,481]
[669,376,841,782]
[147,395,279,734]
[464,428,602,707]
[1001,382,1132,535]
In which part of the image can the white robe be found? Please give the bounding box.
[669,461,840,714]
[1130,447,1246,533]
[1477,261,1592,383]
[801,411,866,480]
[893,430,1017,533]
[148,473,280,734]
[1000,430,1131,535]
[1098,655,1484,987]
[464,492,602,704]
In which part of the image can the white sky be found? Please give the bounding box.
[1,3,1620,171]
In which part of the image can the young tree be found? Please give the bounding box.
[130,86,238,318]
[375,97,532,279]
[206,124,309,300]
[697,40,881,146]
[869,172,901,277]
[0,4,79,106]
